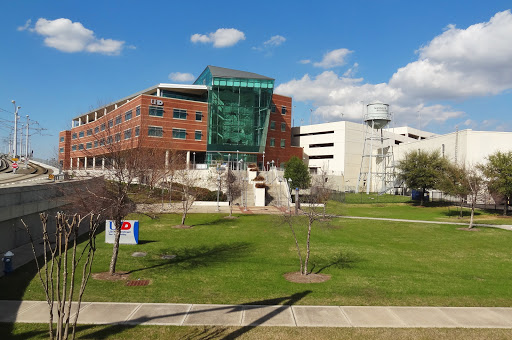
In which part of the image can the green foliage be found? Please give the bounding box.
[438,162,471,199]
[397,149,448,203]
[284,156,311,189]
[481,151,512,201]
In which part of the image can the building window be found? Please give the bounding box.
[281,106,286,115]
[172,128,186,139]
[270,121,276,130]
[195,111,202,121]
[136,105,141,116]
[125,110,132,121]
[115,115,122,125]
[281,122,286,132]
[72,133,77,139]
[271,104,276,113]
[195,130,202,140]
[148,126,163,137]
[270,138,275,147]
[94,126,99,134]
[59,147,64,153]
[101,123,106,131]
[78,144,84,150]
[100,139,105,146]
[79,131,84,138]
[149,106,164,117]
[173,108,187,120]
[135,126,140,137]
[71,145,77,151]
[124,129,132,140]
[115,133,121,142]
[86,142,92,149]
[280,139,285,148]
[60,136,65,142]
[94,140,98,148]
[107,136,113,144]
[108,120,113,128]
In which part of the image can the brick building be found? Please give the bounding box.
[58,66,302,170]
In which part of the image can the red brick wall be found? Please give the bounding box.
[262,94,303,168]
[58,130,71,169]
[61,95,208,169]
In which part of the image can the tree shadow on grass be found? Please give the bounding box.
[311,251,363,274]
[127,242,252,274]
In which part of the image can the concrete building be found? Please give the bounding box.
[58,66,302,171]
[292,121,435,192]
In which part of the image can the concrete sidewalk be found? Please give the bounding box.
[1,300,511,328]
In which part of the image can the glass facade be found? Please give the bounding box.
[194,66,274,164]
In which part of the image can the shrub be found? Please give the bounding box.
[255,183,267,189]
[253,175,265,181]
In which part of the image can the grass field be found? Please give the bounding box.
[326,200,512,225]
[1,211,511,307]
[4,323,512,340]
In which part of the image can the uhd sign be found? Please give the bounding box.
[105,220,139,244]
[150,99,163,105]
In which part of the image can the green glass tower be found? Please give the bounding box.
[194,66,274,164]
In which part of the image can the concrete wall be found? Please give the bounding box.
[0,178,102,254]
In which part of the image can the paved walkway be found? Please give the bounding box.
[1,300,511,328]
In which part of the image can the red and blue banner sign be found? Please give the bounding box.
[105,220,139,245]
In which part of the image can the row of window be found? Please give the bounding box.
[149,107,203,121]
[271,105,287,115]
[270,121,287,132]
[64,126,203,153]
[71,106,142,140]
[148,126,202,140]
[269,138,286,148]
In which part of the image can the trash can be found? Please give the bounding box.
[2,251,14,275]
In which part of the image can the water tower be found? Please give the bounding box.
[356,103,395,194]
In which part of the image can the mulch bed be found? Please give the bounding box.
[283,272,331,283]
[92,271,130,281]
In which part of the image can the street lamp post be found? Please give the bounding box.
[262,151,265,171]
[244,177,248,211]
[192,152,196,170]
[217,173,221,212]
[25,115,29,168]
[11,101,20,158]
[287,178,292,212]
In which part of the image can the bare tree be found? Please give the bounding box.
[22,212,100,340]
[174,168,200,226]
[225,167,241,217]
[467,165,486,228]
[283,191,330,276]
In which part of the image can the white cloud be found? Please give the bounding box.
[264,35,286,47]
[17,19,31,31]
[278,11,512,129]
[25,18,126,55]
[390,10,512,99]
[169,72,195,83]
[299,59,311,64]
[313,48,353,68]
[191,28,245,48]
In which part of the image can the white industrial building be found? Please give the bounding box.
[292,120,512,193]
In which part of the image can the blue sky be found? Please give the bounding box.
[1,1,511,159]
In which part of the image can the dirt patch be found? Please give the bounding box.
[457,227,480,231]
[172,224,193,229]
[92,271,130,281]
[284,272,331,283]
[224,216,238,219]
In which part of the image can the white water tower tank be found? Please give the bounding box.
[365,103,390,129]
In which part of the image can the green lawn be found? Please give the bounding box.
[1,212,511,307]
[4,323,512,340]
[326,200,512,225]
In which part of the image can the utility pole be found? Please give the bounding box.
[25,115,29,168]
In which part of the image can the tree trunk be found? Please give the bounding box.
[303,218,313,275]
[459,198,464,218]
[421,188,425,206]
[469,200,475,229]
[504,197,509,216]
[109,218,122,275]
